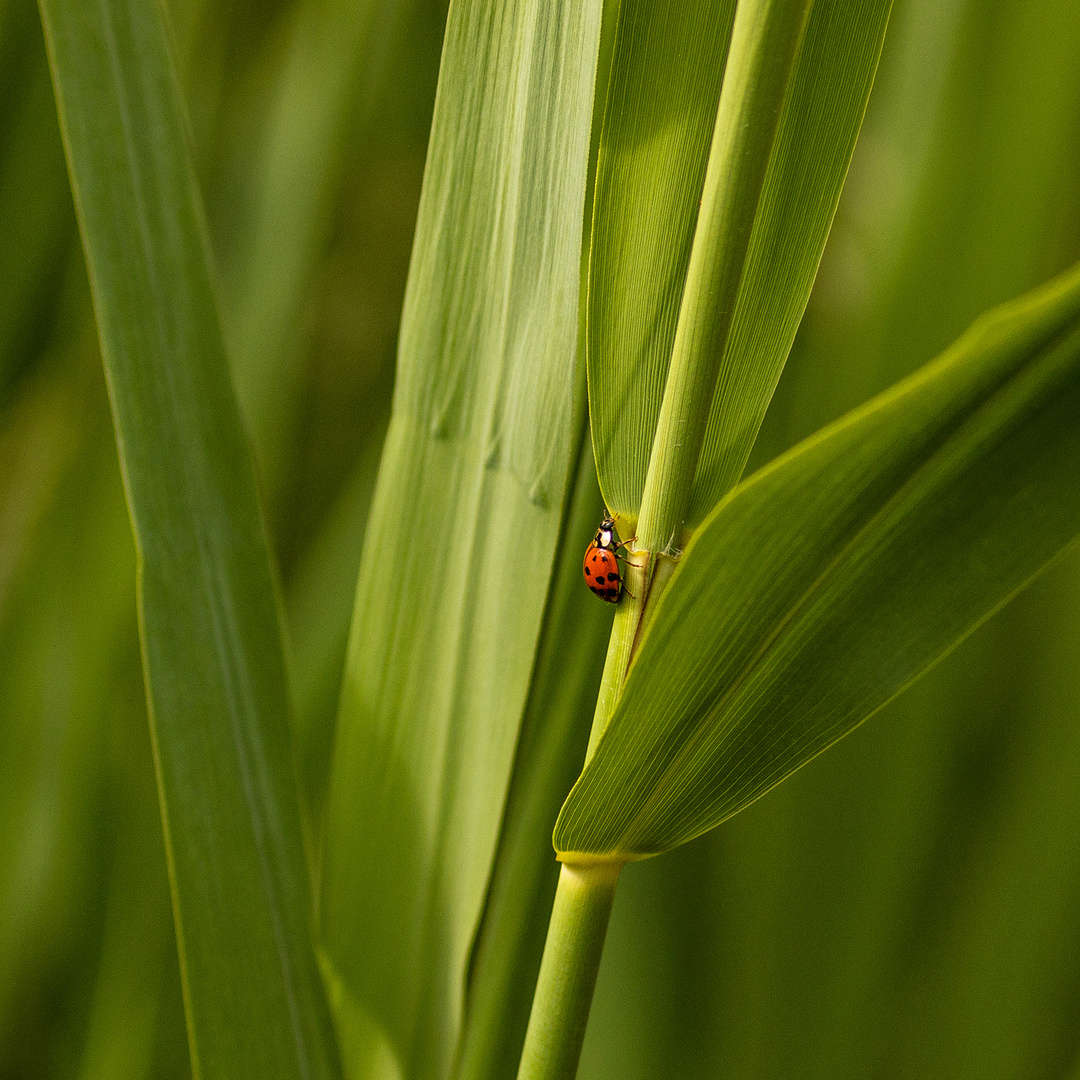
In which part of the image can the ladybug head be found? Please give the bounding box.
[594,515,617,549]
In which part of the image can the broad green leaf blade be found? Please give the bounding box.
[588,0,892,532]
[555,263,1080,859]
[586,0,737,524]
[319,1,604,1077]
[38,2,342,1078]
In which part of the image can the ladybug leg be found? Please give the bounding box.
[612,545,639,599]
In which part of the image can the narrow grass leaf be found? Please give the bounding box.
[555,264,1080,859]
[319,1,603,1077]
[37,1,342,1076]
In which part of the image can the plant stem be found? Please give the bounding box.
[635,0,813,555]
[588,0,814,762]
[515,862,622,1080]
[583,552,648,762]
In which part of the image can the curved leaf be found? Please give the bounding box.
[556,263,1080,859]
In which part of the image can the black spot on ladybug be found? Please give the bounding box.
[584,566,591,577]
[607,573,618,582]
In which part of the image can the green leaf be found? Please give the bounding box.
[37,1,342,1077]
[588,0,892,534]
[555,262,1080,860]
[318,0,604,1077]
[633,0,815,554]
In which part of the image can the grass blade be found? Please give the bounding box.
[319,1,604,1076]
[555,263,1080,859]
[37,1,342,1075]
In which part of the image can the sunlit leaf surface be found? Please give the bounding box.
[319,0,604,1076]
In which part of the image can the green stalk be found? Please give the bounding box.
[635,0,813,555]
[516,863,622,1080]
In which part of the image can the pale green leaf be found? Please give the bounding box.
[38,0,342,1076]
[555,263,1080,859]
[318,1,604,1077]
[588,0,892,534]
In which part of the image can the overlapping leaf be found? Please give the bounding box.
[556,263,1080,859]
[588,0,892,533]
[586,0,737,524]
[38,1,342,1076]
[318,1,604,1077]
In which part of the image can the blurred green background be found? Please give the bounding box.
[2,0,1079,1078]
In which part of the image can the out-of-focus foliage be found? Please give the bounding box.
[1,0,443,1075]
[3,0,1080,1077]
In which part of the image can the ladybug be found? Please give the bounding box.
[583,515,629,603]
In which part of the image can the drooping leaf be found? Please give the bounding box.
[556,263,1080,859]
[588,0,892,534]
[37,1,342,1076]
[318,0,605,1076]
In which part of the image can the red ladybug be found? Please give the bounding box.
[583,515,629,603]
